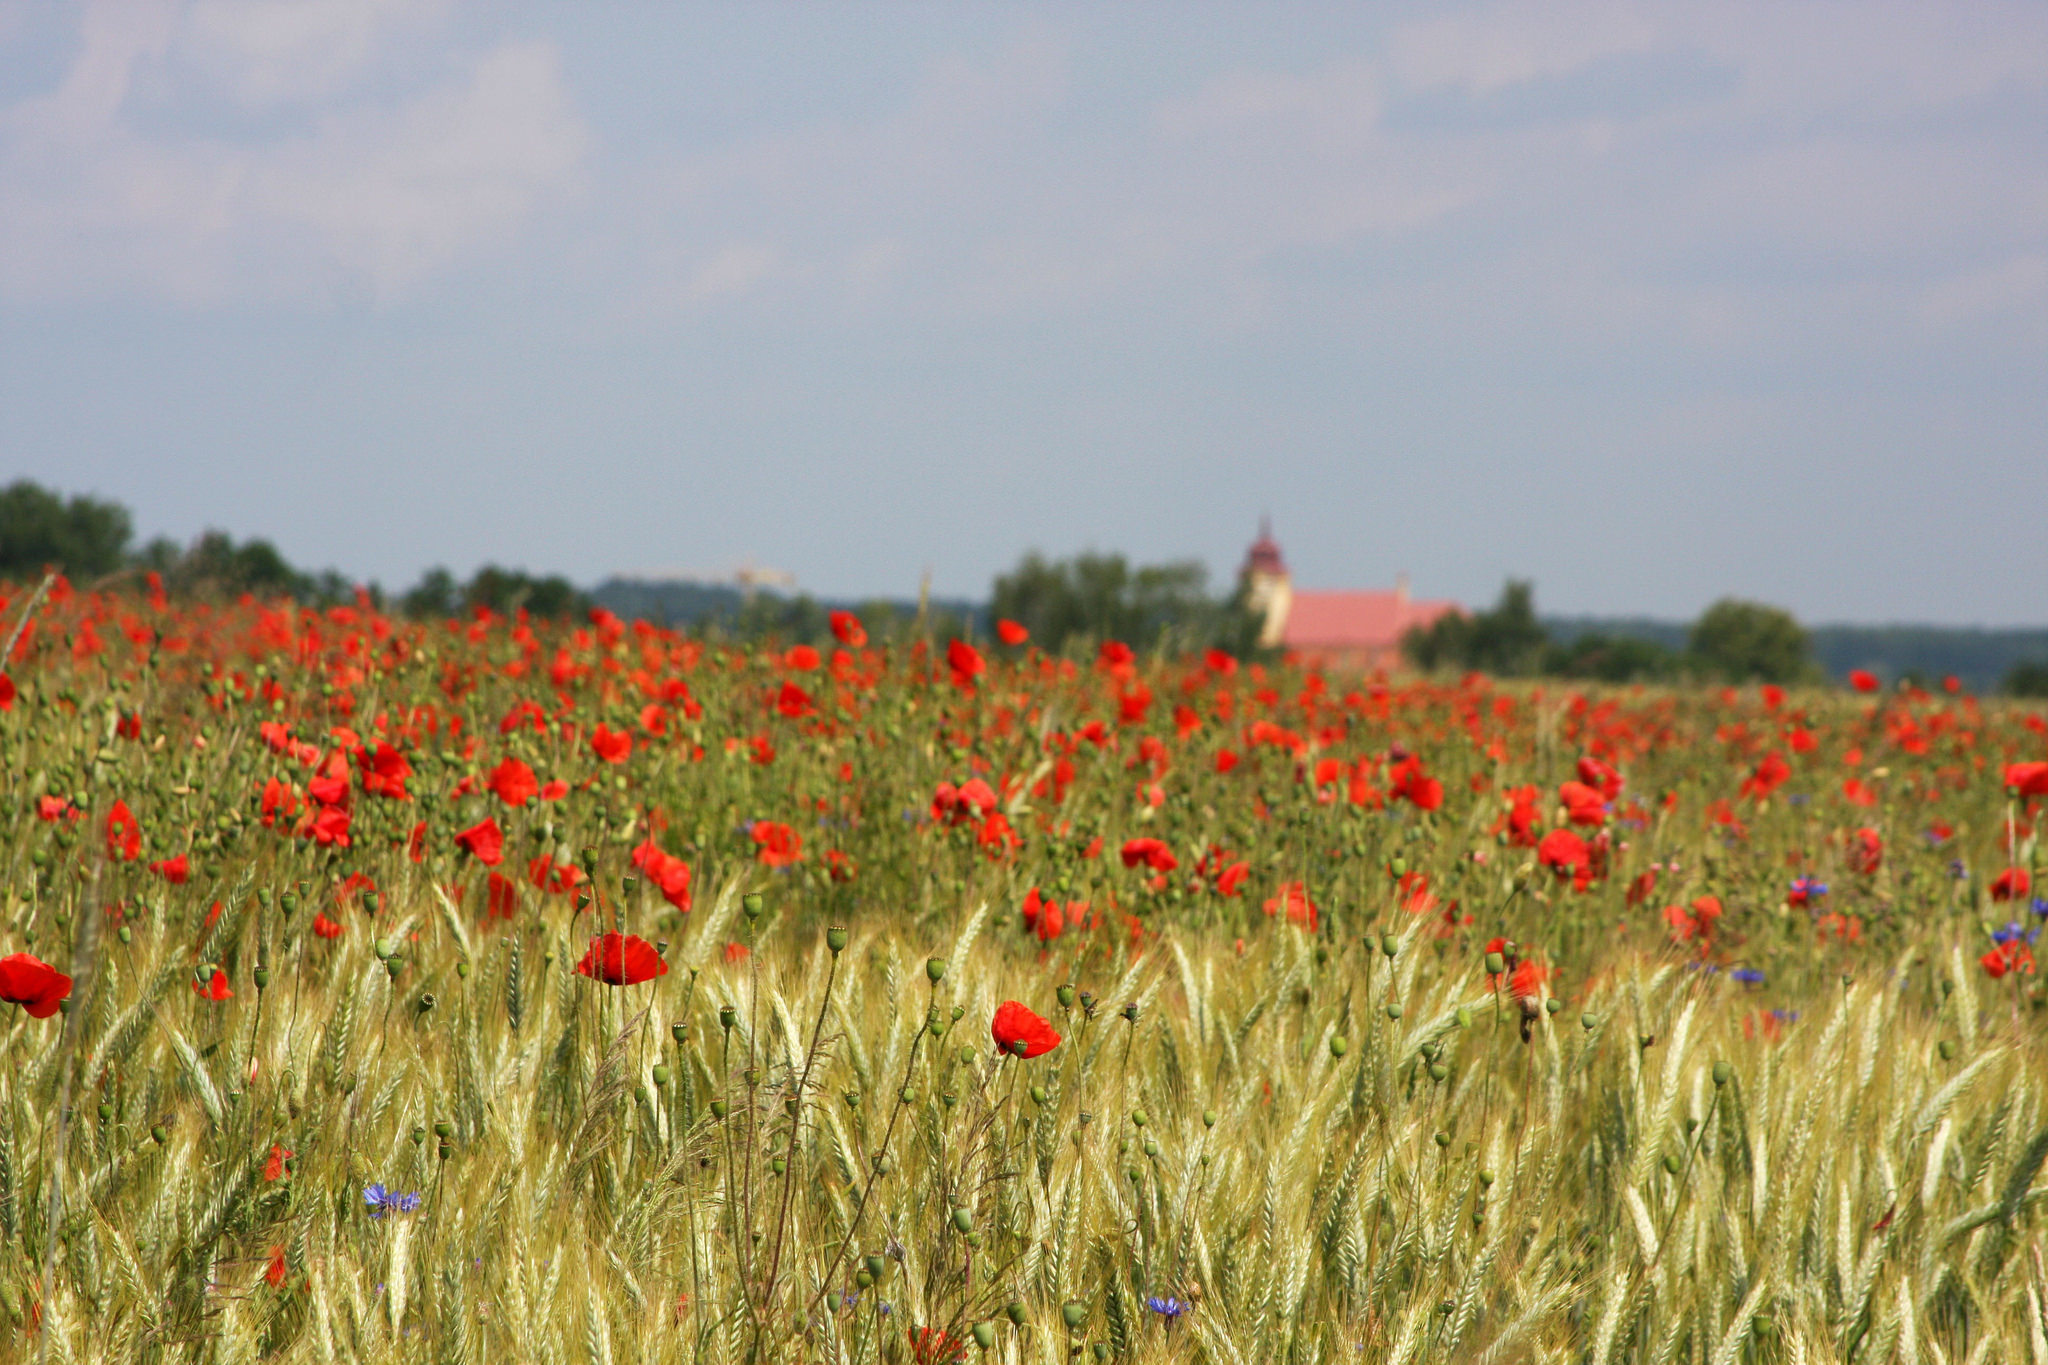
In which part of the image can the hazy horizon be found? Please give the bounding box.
[3,2,2043,626]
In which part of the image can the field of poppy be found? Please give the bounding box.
[2,575,2047,1364]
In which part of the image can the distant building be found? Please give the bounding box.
[1240,520,1460,671]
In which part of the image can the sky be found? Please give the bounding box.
[1,1,2044,625]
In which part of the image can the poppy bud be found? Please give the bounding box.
[456,961,470,979]
[1056,984,1076,1009]
[972,1322,996,1350]
[374,938,395,961]
[855,1269,874,1289]
[1478,1169,1495,1187]
[1006,1303,1027,1327]
[1121,1002,1140,1023]
[743,893,764,920]
[1544,998,1560,1015]
[1131,1109,1147,1127]
[1385,1003,1403,1020]
[1030,1085,1047,1105]
[118,925,131,944]
[652,1064,670,1086]
[1484,951,1506,976]
[151,1124,167,1145]
[1202,1110,1216,1128]
[711,1100,729,1118]
[1093,1343,1110,1362]
[1429,1063,1448,1081]
[1455,1007,1472,1028]
[952,1207,974,1233]
[827,926,848,954]
[1662,1153,1681,1175]
[1638,1033,1655,1050]
[672,1022,689,1045]
[1712,1061,1732,1087]
[1143,1139,1158,1157]
[1329,1036,1348,1058]
[864,1254,886,1280]
[97,1102,112,1124]
[1937,1040,1956,1060]
[1391,857,1407,878]
[1581,1012,1598,1032]
[1062,1302,1088,1329]
[1381,934,1398,959]
[1434,1131,1451,1148]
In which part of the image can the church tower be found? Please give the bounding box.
[1239,517,1292,649]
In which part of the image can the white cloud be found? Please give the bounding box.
[1388,0,1656,93]
[0,0,584,303]
[176,0,451,106]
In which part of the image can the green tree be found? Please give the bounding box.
[991,551,1258,656]
[0,479,133,581]
[2004,659,2048,699]
[1542,632,1678,682]
[1402,580,1548,676]
[1687,598,1812,683]
[462,565,586,619]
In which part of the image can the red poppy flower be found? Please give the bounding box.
[1119,837,1178,873]
[1216,861,1250,897]
[781,644,820,672]
[1559,781,1606,826]
[0,953,72,1018]
[1215,748,1240,774]
[991,1000,1062,1057]
[1848,670,1880,693]
[630,836,694,912]
[775,680,814,718]
[485,871,518,920]
[486,757,539,806]
[591,725,632,764]
[1389,758,1443,812]
[35,794,74,821]
[454,817,505,867]
[0,672,13,709]
[265,1247,288,1289]
[946,639,985,687]
[830,610,867,648]
[1847,827,1882,874]
[105,799,141,861]
[574,931,669,985]
[1991,867,2031,901]
[540,779,569,801]
[910,1327,965,1365]
[264,1144,293,1182]
[194,969,233,1001]
[1982,941,2035,979]
[1537,828,1588,877]
[996,618,1029,646]
[150,853,190,884]
[751,821,802,867]
[1508,958,1550,1004]
[313,911,345,939]
[2005,762,2048,797]
[1263,880,1318,930]
[359,742,413,799]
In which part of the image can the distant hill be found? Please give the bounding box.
[1544,615,2048,693]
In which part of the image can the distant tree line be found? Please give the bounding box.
[989,551,1263,658]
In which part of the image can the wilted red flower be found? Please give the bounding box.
[105,799,141,861]
[751,821,802,866]
[1119,837,1178,873]
[194,969,233,1001]
[630,836,694,912]
[991,1000,1062,1057]
[150,853,190,884]
[996,618,1029,646]
[910,1327,965,1365]
[454,817,505,867]
[486,757,539,806]
[830,610,867,648]
[575,932,669,985]
[265,1247,288,1289]
[591,725,632,764]
[1991,867,2031,901]
[0,953,72,1018]
[264,1144,293,1181]
[1847,827,1883,874]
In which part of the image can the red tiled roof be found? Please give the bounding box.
[1281,591,1460,651]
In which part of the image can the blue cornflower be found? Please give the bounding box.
[1789,876,1827,902]
[2033,897,2048,919]
[1787,793,1810,806]
[1730,967,1765,987]
[364,1184,421,1217]
[1145,1297,1190,1322]
[1992,921,2039,946]
[1950,859,1968,880]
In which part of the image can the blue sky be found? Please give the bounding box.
[1,1,2043,623]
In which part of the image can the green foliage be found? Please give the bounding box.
[1688,597,1814,683]
[400,564,585,619]
[991,550,1260,656]
[1402,580,1550,676]
[1541,631,1679,682]
[0,479,132,581]
[2005,658,2048,698]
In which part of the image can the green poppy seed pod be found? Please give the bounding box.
[899,1086,916,1104]
[374,937,395,961]
[1056,984,1076,1009]
[771,1157,787,1175]
[844,1091,861,1109]
[1940,978,1954,997]
[941,1091,958,1108]
[929,1018,947,1039]
[950,1004,965,1021]
[1478,1169,1495,1187]
[1435,1131,1452,1148]
[1006,1302,1027,1327]
[742,893,764,920]
[151,1124,167,1145]
[652,1064,670,1086]
[1581,1012,1598,1032]
[1455,1007,1472,1028]
[1545,997,1561,1015]
[855,1269,874,1289]
[710,1100,729,1119]
[864,1253,886,1280]
[455,960,470,979]
[1092,1342,1110,1362]
[1381,934,1398,959]
[1121,1002,1140,1023]
[256,888,273,909]
[672,1022,689,1045]
[972,1321,996,1350]
[1938,1039,1956,1060]
[1712,1061,1732,1087]
[96,1102,112,1124]
[438,1141,452,1161]
[412,1125,426,1146]
[1062,1302,1088,1329]
[1131,1109,1147,1127]
[1484,951,1506,976]
[1329,1036,1348,1058]
[1314,945,1329,966]
[926,957,947,984]
[719,1005,737,1032]
[255,967,271,990]
[118,925,132,944]
[1385,1002,1403,1020]
[1429,1063,1448,1081]
[581,847,600,875]
[1391,857,1407,878]
[961,1045,980,1066]
[1143,1139,1159,1157]
[1030,1085,1047,1105]
[434,1119,452,1139]
[952,1207,975,1233]
[742,1068,759,1085]
[280,891,299,914]
[827,926,849,954]
[417,992,436,1014]
[1202,1109,1217,1128]
[385,958,403,980]
[1662,1153,1682,1175]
